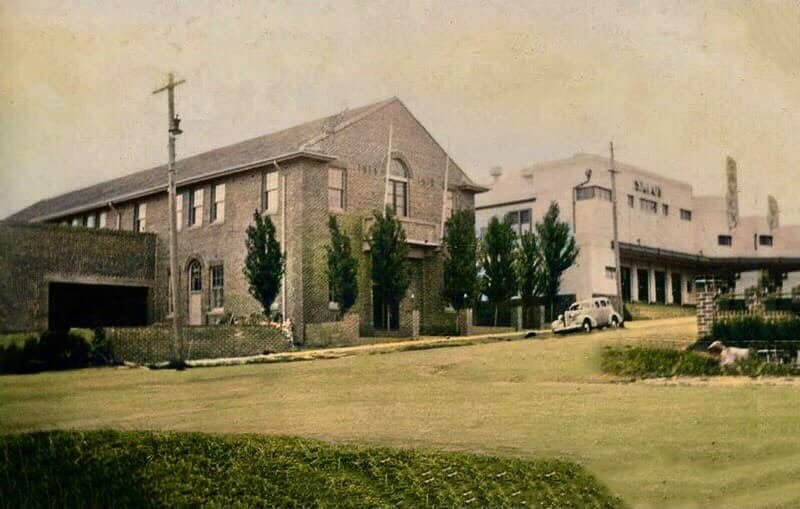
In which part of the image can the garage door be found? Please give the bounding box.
[48,282,148,331]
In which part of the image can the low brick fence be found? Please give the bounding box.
[106,325,292,364]
[304,313,360,348]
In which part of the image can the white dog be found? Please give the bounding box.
[707,340,750,366]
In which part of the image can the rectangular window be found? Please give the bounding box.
[176,193,183,231]
[576,186,611,201]
[640,198,657,214]
[210,265,224,309]
[519,209,531,233]
[134,202,147,232]
[680,209,692,221]
[86,213,97,228]
[444,190,454,219]
[189,188,203,226]
[759,235,773,247]
[718,235,732,246]
[99,211,107,228]
[263,169,279,213]
[328,168,345,211]
[71,217,81,227]
[605,266,617,279]
[390,180,407,217]
[627,195,635,208]
[662,204,669,216]
[211,183,225,223]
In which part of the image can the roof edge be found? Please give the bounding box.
[28,150,337,223]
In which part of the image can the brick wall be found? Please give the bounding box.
[0,223,156,332]
[696,289,716,338]
[105,325,292,364]
[303,312,360,348]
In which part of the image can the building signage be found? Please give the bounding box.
[634,180,662,198]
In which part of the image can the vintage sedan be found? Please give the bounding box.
[551,297,623,333]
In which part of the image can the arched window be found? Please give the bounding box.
[189,260,202,292]
[387,158,409,217]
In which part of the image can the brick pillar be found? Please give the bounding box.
[696,289,716,338]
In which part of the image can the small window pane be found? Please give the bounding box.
[190,262,202,291]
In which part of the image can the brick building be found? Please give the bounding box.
[3,98,487,341]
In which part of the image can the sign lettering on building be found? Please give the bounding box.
[634,180,662,198]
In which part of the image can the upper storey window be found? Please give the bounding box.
[759,235,773,247]
[639,198,657,214]
[387,158,409,217]
[263,169,279,214]
[328,168,345,211]
[211,183,225,223]
[576,186,611,202]
[680,209,692,221]
[189,188,203,227]
[134,202,147,232]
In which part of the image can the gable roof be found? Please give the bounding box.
[6,97,407,223]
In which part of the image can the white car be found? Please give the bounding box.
[551,298,623,333]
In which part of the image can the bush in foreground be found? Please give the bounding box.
[0,430,624,508]
[0,329,112,374]
[601,346,799,379]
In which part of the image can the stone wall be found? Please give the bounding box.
[0,222,156,332]
[303,312,360,348]
[105,324,292,364]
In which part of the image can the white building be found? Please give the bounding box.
[475,153,800,306]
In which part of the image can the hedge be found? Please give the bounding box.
[0,329,112,374]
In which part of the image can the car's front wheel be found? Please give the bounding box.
[582,319,592,333]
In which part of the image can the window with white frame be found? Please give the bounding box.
[134,202,147,232]
[189,188,203,226]
[86,213,97,228]
[328,168,345,211]
[505,209,532,236]
[263,169,279,213]
[71,217,81,227]
[210,265,224,309]
[176,193,183,231]
[387,158,409,217]
[211,183,225,223]
[99,211,107,228]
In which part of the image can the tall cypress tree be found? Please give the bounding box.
[326,215,359,319]
[480,216,518,326]
[243,210,285,317]
[442,209,478,334]
[515,230,544,310]
[368,207,410,331]
[536,202,578,321]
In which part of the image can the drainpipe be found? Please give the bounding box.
[273,161,288,326]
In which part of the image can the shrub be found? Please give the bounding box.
[0,330,101,374]
[89,327,114,366]
[601,345,800,379]
[710,315,800,355]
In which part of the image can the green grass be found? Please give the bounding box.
[2,317,800,508]
[0,430,621,508]
[625,302,696,321]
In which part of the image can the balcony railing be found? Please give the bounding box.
[363,216,440,249]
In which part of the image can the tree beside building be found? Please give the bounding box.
[326,215,359,319]
[368,208,410,331]
[442,209,478,334]
[536,202,578,320]
[480,216,517,326]
[243,211,285,318]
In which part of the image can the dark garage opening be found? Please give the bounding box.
[48,282,148,331]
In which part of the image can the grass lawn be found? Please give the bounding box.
[1,430,620,508]
[3,317,800,508]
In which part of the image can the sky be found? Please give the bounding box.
[1,0,799,224]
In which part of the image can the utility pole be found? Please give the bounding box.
[609,141,623,309]
[153,73,186,363]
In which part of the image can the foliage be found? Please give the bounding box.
[601,345,800,379]
[536,202,579,320]
[710,315,800,353]
[442,210,478,334]
[479,216,518,326]
[326,215,359,317]
[243,210,285,314]
[0,330,104,374]
[0,430,623,508]
[514,230,544,309]
[367,208,410,329]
